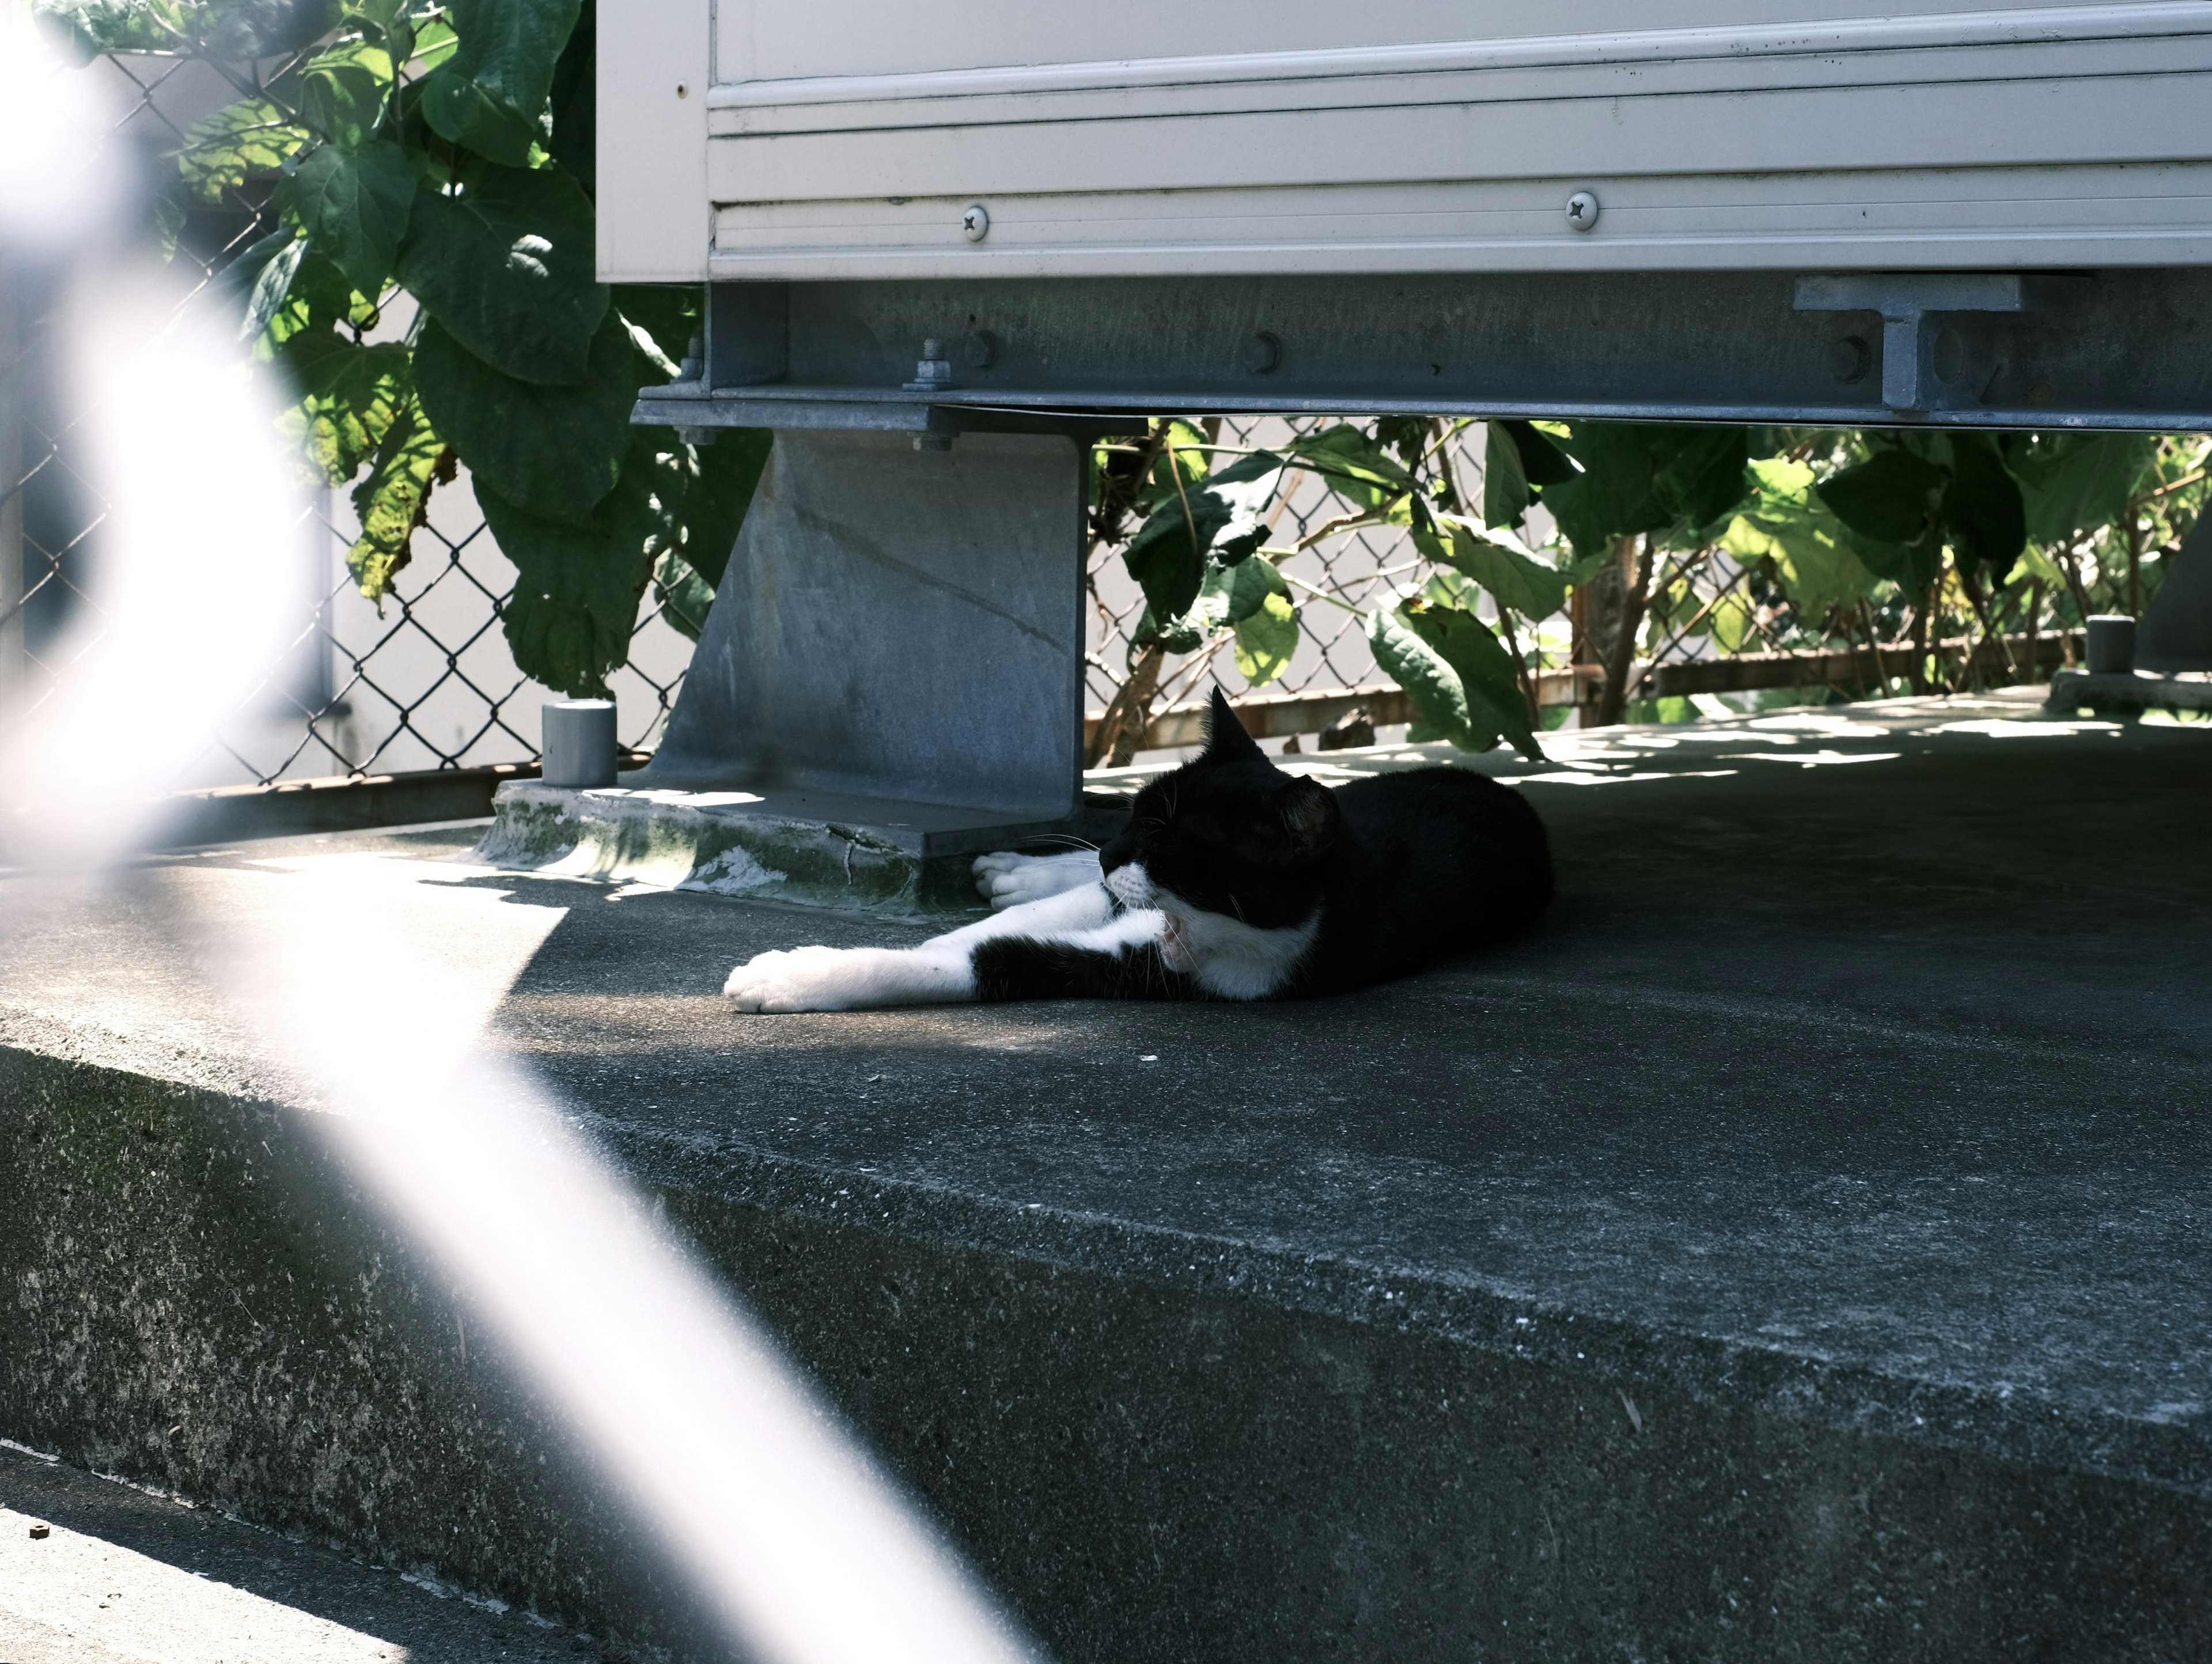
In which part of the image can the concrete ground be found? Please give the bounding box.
[3,689,2209,1661]
[0,1442,594,1663]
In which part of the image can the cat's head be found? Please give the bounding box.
[1100,687,1338,927]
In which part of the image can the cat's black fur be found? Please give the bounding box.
[973,688,1552,1001]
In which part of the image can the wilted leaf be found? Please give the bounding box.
[179,99,309,204]
[347,392,446,600]
[413,311,645,522]
[281,334,411,484]
[276,140,415,299]
[396,162,606,384]
[484,429,681,696]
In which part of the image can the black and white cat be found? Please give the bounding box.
[724,687,1552,1012]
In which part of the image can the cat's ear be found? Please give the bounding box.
[1203,685,1265,762]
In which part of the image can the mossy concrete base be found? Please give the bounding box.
[2048,667,2212,716]
[476,778,1122,916]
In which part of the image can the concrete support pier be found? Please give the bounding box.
[483,426,1104,912]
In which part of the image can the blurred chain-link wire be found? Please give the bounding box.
[0,42,693,795]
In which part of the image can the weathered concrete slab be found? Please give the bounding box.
[5,691,2211,1662]
[480,777,1123,916]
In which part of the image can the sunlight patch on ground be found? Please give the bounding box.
[0,1503,403,1664]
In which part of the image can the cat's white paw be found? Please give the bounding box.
[724,946,855,1012]
[971,850,1103,910]
[724,943,976,1012]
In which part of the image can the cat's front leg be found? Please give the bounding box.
[723,943,976,1013]
[972,850,1104,910]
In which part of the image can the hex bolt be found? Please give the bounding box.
[964,330,999,369]
[1829,335,1872,384]
[903,340,953,392]
[1566,191,1600,232]
[1242,331,1283,376]
[961,203,990,241]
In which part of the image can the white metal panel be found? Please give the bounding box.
[596,0,711,281]
[596,1,2212,279]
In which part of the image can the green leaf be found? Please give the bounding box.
[1123,487,1232,620]
[1652,426,1751,531]
[1287,423,1416,513]
[419,0,584,166]
[2007,432,2155,548]
[1209,449,1287,487]
[1436,519,1570,618]
[413,310,644,523]
[1370,604,1483,750]
[1721,455,1878,619]
[1544,424,1665,557]
[178,99,309,205]
[347,393,447,601]
[240,234,308,343]
[396,162,607,384]
[652,547,715,642]
[1195,551,1287,628]
[548,0,597,187]
[275,141,416,300]
[1939,434,2028,577]
[1483,422,1531,528]
[1401,597,1542,759]
[301,37,394,151]
[1500,418,1578,488]
[612,283,698,373]
[1233,589,1300,687]
[673,428,772,589]
[1847,531,1945,597]
[484,429,681,697]
[1815,447,1947,544]
[281,335,412,485]
[201,0,344,56]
